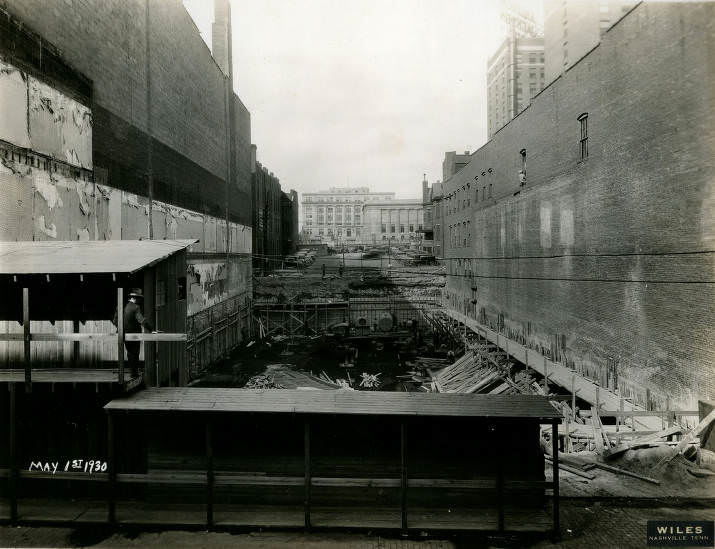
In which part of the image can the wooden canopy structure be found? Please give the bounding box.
[0,239,194,388]
[97,389,562,535]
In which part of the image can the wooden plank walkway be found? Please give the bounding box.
[105,388,562,419]
[0,500,552,532]
[441,310,663,431]
[0,368,142,388]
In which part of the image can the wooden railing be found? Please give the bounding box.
[0,287,187,386]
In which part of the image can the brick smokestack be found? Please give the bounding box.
[212,0,232,80]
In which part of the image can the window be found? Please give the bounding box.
[578,113,588,160]
[400,224,405,233]
[390,224,396,233]
[488,184,493,198]
[346,229,351,236]
[409,224,414,232]
[381,223,386,233]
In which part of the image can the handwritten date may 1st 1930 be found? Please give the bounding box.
[28,459,108,474]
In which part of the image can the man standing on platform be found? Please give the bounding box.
[112,288,154,377]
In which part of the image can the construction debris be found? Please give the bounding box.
[657,409,715,468]
[244,374,285,389]
[604,425,683,460]
[359,372,382,389]
[589,462,661,485]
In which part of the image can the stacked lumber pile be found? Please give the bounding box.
[244,374,285,389]
[428,353,500,394]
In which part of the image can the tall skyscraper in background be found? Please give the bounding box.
[486,4,545,139]
[543,0,636,84]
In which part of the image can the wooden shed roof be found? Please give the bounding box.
[105,388,561,419]
[0,239,196,275]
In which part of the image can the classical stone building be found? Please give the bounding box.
[301,187,394,245]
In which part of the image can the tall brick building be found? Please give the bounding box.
[543,0,636,84]
[487,36,545,139]
[439,2,715,409]
[0,0,253,380]
[251,145,299,272]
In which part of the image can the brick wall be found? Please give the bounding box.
[440,3,715,408]
[0,0,251,226]
[252,162,284,269]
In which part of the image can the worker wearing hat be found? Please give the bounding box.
[112,288,154,377]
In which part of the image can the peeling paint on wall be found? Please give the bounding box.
[35,215,57,238]
[34,171,64,209]
[540,201,552,249]
[28,76,92,169]
[0,59,30,148]
[559,196,575,247]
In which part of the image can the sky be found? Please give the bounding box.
[183,0,539,200]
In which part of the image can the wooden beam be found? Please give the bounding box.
[400,420,408,534]
[107,413,116,524]
[206,420,214,528]
[117,288,124,385]
[604,425,683,460]
[304,419,311,531]
[552,420,560,538]
[0,332,188,342]
[124,333,187,342]
[497,425,504,532]
[23,288,31,390]
[591,462,660,485]
[9,382,17,523]
[660,409,715,467]
[72,320,80,369]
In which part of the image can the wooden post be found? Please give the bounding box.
[400,421,408,534]
[618,397,624,433]
[552,420,560,538]
[23,288,31,390]
[596,386,600,413]
[304,419,311,531]
[543,356,548,393]
[9,382,17,523]
[497,424,504,532]
[206,420,214,528]
[72,320,80,368]
[571,376,576,423]
[525,348,529,370]
[107,413,116,524]
[117,288,124,385]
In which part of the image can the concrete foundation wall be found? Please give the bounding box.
[440,3,715,409]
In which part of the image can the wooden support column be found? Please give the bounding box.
[9,382,17,523]
[400,421,408,534]
[496,424,504,532]
[107,413,116,524]
[304,419,311,531]
[571,376,576,423]
[23,288,31,390]
[117,288,125,385]
[72,320,80,368]
[552,420,560,538]
[206,420,214,528]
